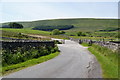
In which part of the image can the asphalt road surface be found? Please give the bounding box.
[4,40,102,78]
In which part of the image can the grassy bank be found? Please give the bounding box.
[81,43,118,78]
[1,28,51,36]
[1,52,60,76]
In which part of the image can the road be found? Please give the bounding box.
[4,40,102,78]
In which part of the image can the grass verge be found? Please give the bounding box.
[80,42,92,47]
[1,52,60,76]
[81,43,118,78]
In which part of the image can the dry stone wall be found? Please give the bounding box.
[70,37,119,51]
[1,40,55,50]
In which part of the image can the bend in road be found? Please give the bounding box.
[4,40,102,78]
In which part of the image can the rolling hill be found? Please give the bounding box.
[1,18,118,31]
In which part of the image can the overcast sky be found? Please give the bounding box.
[0,0,119,23]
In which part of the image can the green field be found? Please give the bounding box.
[1,28,118,41]
[1,18,118,32]
[1,28,50,35]
[1,28,69,40]
[1,18,118,41]
[69,35,118,41]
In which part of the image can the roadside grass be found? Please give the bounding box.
[81,43,118,78]
[80,42,92,47]
[0,66,1,76]
[1,52,60,76]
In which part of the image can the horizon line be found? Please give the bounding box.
[0,17,118,23]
